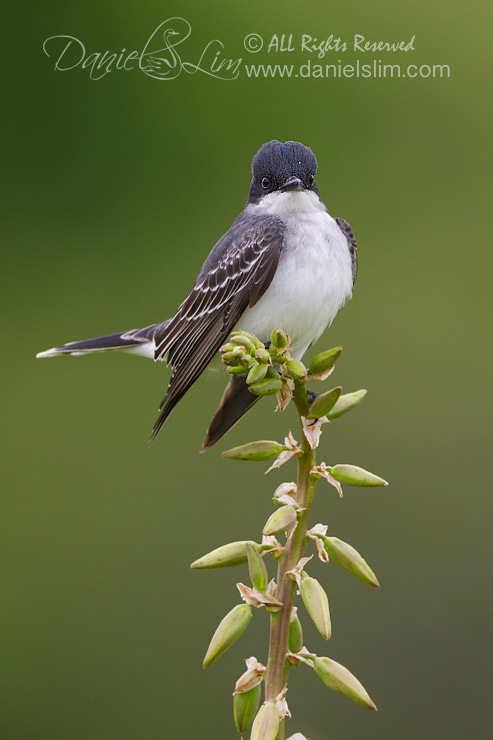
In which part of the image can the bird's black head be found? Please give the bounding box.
[247,140,319,204]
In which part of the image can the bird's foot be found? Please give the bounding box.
[306,389,319,425]
[307,389,318,404]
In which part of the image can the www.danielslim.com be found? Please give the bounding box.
[244,59,451,79]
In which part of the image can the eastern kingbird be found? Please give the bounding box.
[37,140,357,450]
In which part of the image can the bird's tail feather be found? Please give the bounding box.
[36,321,259,449]
[201,375,260,452]
[36,324,159,358]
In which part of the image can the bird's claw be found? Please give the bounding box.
[307,389,319,424]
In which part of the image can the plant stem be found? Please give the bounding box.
[264,387,317,739]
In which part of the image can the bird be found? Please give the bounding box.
[37,140,357,451]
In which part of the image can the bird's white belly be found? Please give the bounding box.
[237,210,353,359]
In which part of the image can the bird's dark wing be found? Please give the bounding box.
[335,217,358,287]
[150,214,285,440]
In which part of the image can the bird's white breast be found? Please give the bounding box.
[237,191,353,359]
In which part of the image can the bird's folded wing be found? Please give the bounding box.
[335,217,358,287]
[150,215,285,440]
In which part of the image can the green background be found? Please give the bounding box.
[2,1,491,738]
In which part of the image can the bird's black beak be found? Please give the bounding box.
[280,176,303,192]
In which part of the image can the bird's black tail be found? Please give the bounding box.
[37,321,259,450]
[201,374,261,452]
[36,324,159,358]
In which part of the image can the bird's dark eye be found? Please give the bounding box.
[308,174,315,186]
[261,177,271,189]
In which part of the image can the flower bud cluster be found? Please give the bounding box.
[220,330,287,396]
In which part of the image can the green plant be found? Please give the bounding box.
[191,330,387,740]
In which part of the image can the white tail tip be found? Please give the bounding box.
[36,348,61,358]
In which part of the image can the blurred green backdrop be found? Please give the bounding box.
[2,1,492,738]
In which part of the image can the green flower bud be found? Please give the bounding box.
[231,331,264,349]
[263,505,298,536]
[203,604,252,668]
[249,376,283,396]
[247,362,269,385]
[270,328,288,349]
[220,342,236,353]
[300,571,331,640]
[269,352,288,364]
[231,334,254,351]
[234,683,261,733]
[190,540,258,569]
[250,702,280,740]
[232,346,247,358]
[320,536,379,587]
[227,364,249,375]
[325,389,367,419]
[330,464,388,487]
[246,543,269,592]
[313,656,377,710]
[308,387,342,418]
[285,360,307,382]
[221,351,240,366]
[307,347,342,377]
[288,610,304,654]
[222,440,287,461]
[255,347,271,364]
